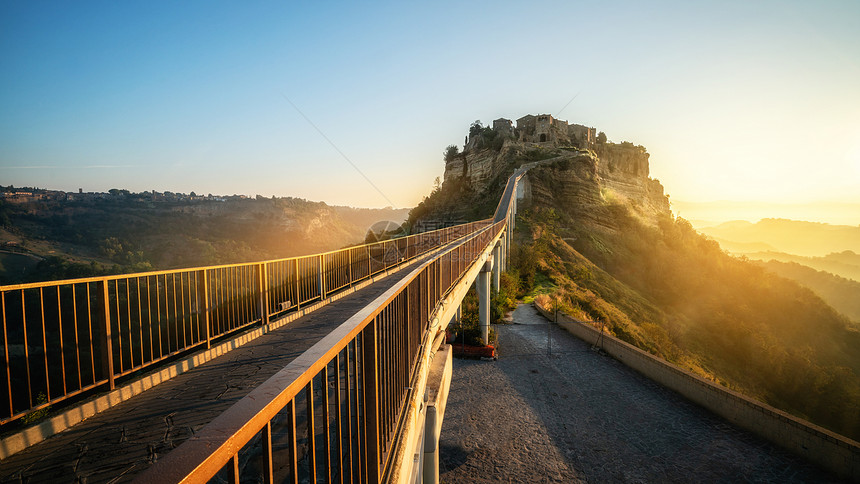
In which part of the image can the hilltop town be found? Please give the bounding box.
[474,114,597,148]
[0,186,250,205]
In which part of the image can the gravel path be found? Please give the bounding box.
[439,304,842,483]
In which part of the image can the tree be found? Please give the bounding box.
[469,120,483,138]
[443,144,460,162]
[597,131,607,144]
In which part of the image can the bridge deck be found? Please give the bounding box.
[0,253,434,484]
[440,304,840,483]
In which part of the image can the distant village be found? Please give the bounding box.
[0,186,258,205]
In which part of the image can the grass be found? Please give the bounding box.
[521,271,556,304]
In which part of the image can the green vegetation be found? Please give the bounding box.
[491,271,519,324]
[755,259,860,323]
[742,250,860,282]
[523,147,557,162]
[449,288,496,346]
[405,169,512,231]
[21,393,50,424]
[0,192,409,284]
[444,144,460,162]
[515,202,860,441]
[467,121,505,151]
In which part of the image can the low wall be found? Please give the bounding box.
[533,301,860,482]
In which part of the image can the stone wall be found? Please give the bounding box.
[568,123,595,148]
[533,300,860,482]
[492,118,514,137]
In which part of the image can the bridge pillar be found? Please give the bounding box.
[476,257,493,345]
[492,242,501,292]
[502,229,508,271]
[450,300,461,328]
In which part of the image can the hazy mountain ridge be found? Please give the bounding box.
[741,250,860,283]
[0,194,409,284]
[672,200,860,227]
[699,218,860,257]
[753,259,860,323]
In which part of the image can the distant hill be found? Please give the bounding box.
[0,194,410,285]
[755,259,860,323]
[742,250,860,282]
[699,218,860,257]
[672,200,860,227]
[708,237,777,254]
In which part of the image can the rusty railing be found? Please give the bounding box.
[136,171,523,483]
[0,220,491,426]
[138,219,506,483]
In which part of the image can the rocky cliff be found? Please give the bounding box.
[441,133,669,230]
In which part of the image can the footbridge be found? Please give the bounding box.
[0,169,526,483]
[3,161,858,483]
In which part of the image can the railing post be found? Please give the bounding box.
[319,255,326,300]
[295,258,301,310]
[197,269,211,349]
[257,263,269,328]
[362,319,380,482]
[96,280,115,390]
[348,249,353,285]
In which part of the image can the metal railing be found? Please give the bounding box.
[137,218,507,483]
[138,171,523,483]
[0,221,492,426]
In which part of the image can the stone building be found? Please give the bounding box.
[569,123,596,148]
[492,118,514,137]
[515,114,595,148]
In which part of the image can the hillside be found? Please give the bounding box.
[0,192,409,284]
[411,115,860,442]
[754,259,860,323]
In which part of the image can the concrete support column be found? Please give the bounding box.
[502,233,507,271]
[423,405,440,484]
[492,242,501,292]
[476,257,493,345]
[505,225,511,271]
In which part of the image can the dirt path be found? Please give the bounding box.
[439,304,840,483]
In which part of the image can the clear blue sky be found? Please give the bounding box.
[2,1,859,214]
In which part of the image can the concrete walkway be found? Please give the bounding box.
[439,304,841,483]
[0,256,430,484]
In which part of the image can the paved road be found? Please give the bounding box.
[440,304,843,483]
[0,257,429,484]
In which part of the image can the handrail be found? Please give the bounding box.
[0,218,493,426]
[138,219,507,483]
[137,168,524,483]
[0,220,491,292]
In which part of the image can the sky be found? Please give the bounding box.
[2,0,859,223]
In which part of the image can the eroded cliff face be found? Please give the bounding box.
[443,141,518,193]
[592,142,671,224]
[442,139,670,230]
